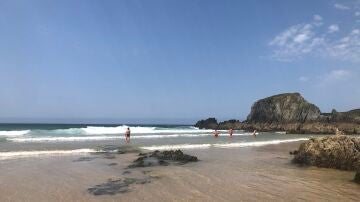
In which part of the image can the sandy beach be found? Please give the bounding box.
[1,141,359,202]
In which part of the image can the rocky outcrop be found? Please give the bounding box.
[194,118,218,129]
[246,93,321,123]
[195,92,360,134]
[128,150,198,168]
[292,135,360,170]
[323,109,360,123]
[218,119,242,130]
[292,135,360,184]
[237,122,360,134]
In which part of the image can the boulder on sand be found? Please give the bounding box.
[292,135,360,184]
[292,135,360,170]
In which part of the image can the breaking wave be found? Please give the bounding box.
[0,149,97,160]
[0,130,30,137]
[2,126,215,137]
[8,132,252,142]
[140,138,308,150]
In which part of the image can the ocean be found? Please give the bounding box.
[0,123,311,160]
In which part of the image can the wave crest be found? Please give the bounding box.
[0,149,97,160]
[140,138,308,151]
[0,130,30,137]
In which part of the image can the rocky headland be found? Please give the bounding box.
[195,93,360,134]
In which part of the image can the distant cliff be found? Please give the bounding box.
[194,92,360,134]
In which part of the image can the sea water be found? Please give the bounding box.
[0,123,313,160]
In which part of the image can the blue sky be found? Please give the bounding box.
[0,0,360,124]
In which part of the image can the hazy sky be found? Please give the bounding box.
[1,0,360,124]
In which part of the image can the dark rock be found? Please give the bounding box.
[292,135,360,170]
[246,93,321,123]
[88,177,153,196]
[355,171,360,184]
[142,170,152,174]
[289,150,298,155]
[128,150,198,168]
[96,145,141,154]
[108,163,117,166]
[326,109,360,123]
[194,118,218,129]
[104,154,116,159]
[122,170,131,175]
[218,119,242,130]
[73,156,98,162]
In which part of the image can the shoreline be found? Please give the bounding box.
[1,140,359,201]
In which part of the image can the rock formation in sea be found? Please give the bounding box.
[194,92,360,134]
[246,93,321,123]
[194,118,218,129]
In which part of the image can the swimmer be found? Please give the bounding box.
[229,128,233,137]
[125,127,131,143]
[213,129,219,138]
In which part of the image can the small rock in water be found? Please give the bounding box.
[88,177,153,196]
[122,170,131,175]
[104,154,116,159]
[128,150,198,168]
[289,150,298,155]
[96,145,141,154]
[73,156,98,162]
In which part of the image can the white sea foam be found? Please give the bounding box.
[141,144,212,150]
[0,126,238,138]
[0,149,97,160]
[9,136,120,142]
[140,138,308,151]
[27,126,214,136]
[8,132,252,142]
[212,138,308,148]
[80,126,214,135]
[0,130,30,137]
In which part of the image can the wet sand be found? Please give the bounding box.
[0,141,359,202]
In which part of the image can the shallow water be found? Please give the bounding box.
[1,124,359,201]
[0,142,359,202]
[0,123,321,159]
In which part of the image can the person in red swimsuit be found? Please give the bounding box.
[252,130,257,138]
[213,129,219,138]
[229,128,233,137]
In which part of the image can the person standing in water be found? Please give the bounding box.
[125,127,131,143]
[252,130,257,138]
[229,128,233,138]
[213,129,219,138]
